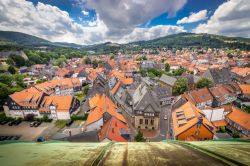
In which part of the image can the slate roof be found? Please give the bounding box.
[203,68,232,84]
[59,131,99,142]
[77,70,88,78]
[159,74,177,86]
[132,83,160,113]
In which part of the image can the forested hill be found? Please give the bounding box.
[0,31,83,48]
[1,31,250,52]
[128,33,250,50]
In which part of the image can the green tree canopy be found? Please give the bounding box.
[165,63,170,72]
[172,78,188,95]
[8,65,16,74]
[196,77,213,89]
[0,82,11,107]
[135,130,146,142]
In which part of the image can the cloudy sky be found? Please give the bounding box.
[0,0,249,45]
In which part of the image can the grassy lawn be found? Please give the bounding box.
[74,93,85,102]
[55,120,67,129]
[190,141,250,165]
[0,142,108,166]
[0,141,249,166]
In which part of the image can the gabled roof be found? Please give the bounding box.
[185,88,213,105]
[132,83,160,113]
[39,96,73,112]
[111,81,121,95]
[231,67,250,77]
[86,94,126,125]
[99,116,129,142]
[10,87,43,107]
[209,85,234,103]
[239,84,250,95]
[172,102,214,137]
[35,78,80,95]
[159,74,177,86]
[204,68,232,84]
[120,78,133,85]
[226,107,250,130]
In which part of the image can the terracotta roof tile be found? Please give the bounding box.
[226,107,250,130]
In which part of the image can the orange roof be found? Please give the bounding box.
[39,96,73,112]
[111,81,121,95]
[212,120,228,127]
[185,88,213,105]
[99,116,128,142]
[226,107,250,130]
[172,102,214,137]
[35,78,80,95]
[209,85,233,103]
[87,94,126,125]
[239,84,250,95]
[120,78,133,85]
[10,87,43,107]
[231,67,250,76]
[109,70,125,79]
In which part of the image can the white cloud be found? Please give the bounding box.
[87,0,187,35]
[0,0,186,44]
[82,10,89,16]
[119,25,186,43]
[177,10,208,24]
[193,0,250,38]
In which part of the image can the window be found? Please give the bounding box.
[151,119,154,125]
[195,130,200,135]
[145,119,148,125]
[139,119,143,125]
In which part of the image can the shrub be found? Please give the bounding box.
[135,130,146,142]
[24,114,35,121]
[71,113,89,121]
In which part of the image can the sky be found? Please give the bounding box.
[0,0,249,45]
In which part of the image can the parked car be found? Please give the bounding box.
[12,135,21,140]
[30,121,36,127]
[37,136,45,142]
[8,121,15,126]
[0,120,9,125]
[13,119,22,125]
[66,119,73,126]
[34,121,42,127]
[164,115,168,120]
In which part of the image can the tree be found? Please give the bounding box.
[196,77,213,89]
[165,63,170,72]
[0,83,11,107]
[172,68,185,76]
[83,85,89,95]
[6,58,15,66]
[36,79,46,84]
[25,114,35,121]
[85,57,91,64]
[139,69,147,77]
[172,78,188,95]
[9,54,26,67]
[110,55,114,60]
[92,60,99,69]
[135,130,146,142]
[148,72,156,78]
[8,65,16,74]
[0,74,12,86]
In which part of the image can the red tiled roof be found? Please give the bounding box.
[99,116,128,142]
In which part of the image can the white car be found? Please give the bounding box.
[164,115,168,120]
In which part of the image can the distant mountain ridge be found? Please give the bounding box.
[0,31,250,51]
[0,31,83,48]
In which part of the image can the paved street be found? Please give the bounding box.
[150,105,172,141]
